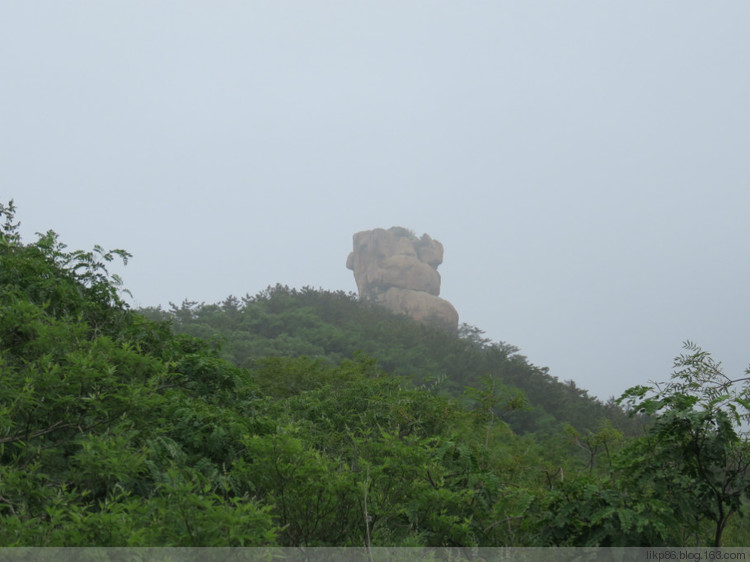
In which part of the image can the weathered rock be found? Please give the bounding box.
[415,234,444,268]
[379,287,459,334]
[346,227,458,333]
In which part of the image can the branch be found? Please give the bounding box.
[483,515,525,533]
[0,493,17,516]
[0,420,74,444]
[426,469,440,490]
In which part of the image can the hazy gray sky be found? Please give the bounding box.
[3,2,748,401]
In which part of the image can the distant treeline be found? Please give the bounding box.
[2,199,749,547]
[141,285,642,437]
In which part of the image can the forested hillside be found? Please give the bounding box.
[140,287,639,437]
[2,201,749,547]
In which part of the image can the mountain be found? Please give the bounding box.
[140,284,639,437]
[2,201,748,547]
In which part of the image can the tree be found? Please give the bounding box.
[618,341,750,546]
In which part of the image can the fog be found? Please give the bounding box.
[3,1,748,400]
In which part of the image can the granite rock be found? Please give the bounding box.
[347,227,458,333]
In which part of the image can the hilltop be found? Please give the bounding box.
[2,201,749,547]
[140,285,638,436]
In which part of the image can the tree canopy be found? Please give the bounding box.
[1,201,748,547]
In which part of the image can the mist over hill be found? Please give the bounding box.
[3,201,750,547]
[140,284,639,437]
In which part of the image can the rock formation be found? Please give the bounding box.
[346,227,459,333]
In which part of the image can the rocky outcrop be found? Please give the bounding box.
[346,227,459,333]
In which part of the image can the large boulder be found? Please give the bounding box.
[346,227,458,333]
[379,287,459,334]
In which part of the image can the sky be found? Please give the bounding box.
[2,1,748,401]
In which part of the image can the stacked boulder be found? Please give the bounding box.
[346,227,459,333]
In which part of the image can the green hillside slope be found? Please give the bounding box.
[141,286,639,436]
[2,201,748,547]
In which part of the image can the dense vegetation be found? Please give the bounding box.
[140,288,640,438]
[2,201,749,547]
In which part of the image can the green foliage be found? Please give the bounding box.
[617,342,750,546]
[142,284,639,437]
[536,475,676,546]
[2,201,748,547]
[535,343,750,547]
[0,203,277,546]
[563,420,624,477]
[0,200,132,335]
